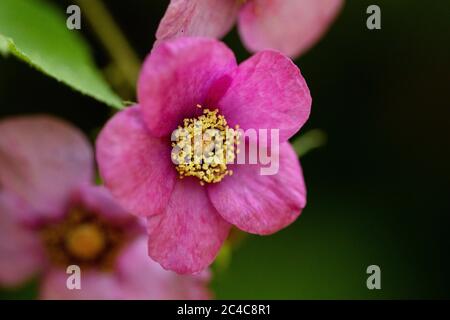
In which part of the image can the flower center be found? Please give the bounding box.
[65,223,105,260]
[40,207,125,270]
[171,106,240,185]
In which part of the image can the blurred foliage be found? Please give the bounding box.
[291,129,328,158]
[0,278,38,300]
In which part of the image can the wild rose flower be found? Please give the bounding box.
[0,116,210,299]
[96,37,311,274]
[156,0,344,58]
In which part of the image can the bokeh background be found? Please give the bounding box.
[1,0,449,299]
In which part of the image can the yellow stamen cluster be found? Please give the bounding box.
[171,106,240,185]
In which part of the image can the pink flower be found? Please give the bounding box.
[0,116,210,299]
[96,37,311,274]
[156,0,343,58]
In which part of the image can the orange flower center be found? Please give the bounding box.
[41,207,126,270]
[65,223,106,260]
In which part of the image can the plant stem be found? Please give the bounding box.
[74,0,141,91]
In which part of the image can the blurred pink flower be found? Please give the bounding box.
[156,0,344,58]
[96,37,311,274]
[0,116,210,300]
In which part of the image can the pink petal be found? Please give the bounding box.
[218,50,311,142]
[40,269,122,300]
[116,237,211,299]
[138,37,237,137]
[0,192,45,286]
[207,143,306,235]
[0,116,94,218]
[96,106,176,217]
[147,178,231,274]
[156,0,241,43]
[238,0,344,58]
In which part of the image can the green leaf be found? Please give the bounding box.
[0,0,123,108]
[0,35,9,56]
[291,129,327,157]
[212,241,232,274]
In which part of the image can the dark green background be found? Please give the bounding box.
[1,0,449,299]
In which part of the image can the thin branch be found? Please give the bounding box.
[75,0,141,90]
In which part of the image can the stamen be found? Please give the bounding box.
[171,106,240,185]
